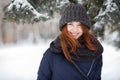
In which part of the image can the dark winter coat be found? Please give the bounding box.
[37,37,103,80]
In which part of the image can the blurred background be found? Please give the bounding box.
[0,0,120,80]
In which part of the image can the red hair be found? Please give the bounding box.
[59,24,97,62]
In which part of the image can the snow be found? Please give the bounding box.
[7,0,48,19]
[104,0,118,12]
[94,0,118,28]
[0,41,120,80]
[0,42,50,80]
[93,18,105,29]
[101,43,120,80]
[56,0,69,8]
[104,30,119,43]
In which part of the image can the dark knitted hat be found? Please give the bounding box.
[59,4,91,31]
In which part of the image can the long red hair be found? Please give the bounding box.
[59,24,97,62]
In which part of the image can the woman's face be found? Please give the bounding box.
[67,21,83,39]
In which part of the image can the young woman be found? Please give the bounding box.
[37,3,103,80]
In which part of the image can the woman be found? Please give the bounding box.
[37,3,103,80]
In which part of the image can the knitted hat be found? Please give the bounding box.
[59,3,91,31]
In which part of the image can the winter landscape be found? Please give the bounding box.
[0,0,120,80]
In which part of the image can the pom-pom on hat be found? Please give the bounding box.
[59,3,91,31]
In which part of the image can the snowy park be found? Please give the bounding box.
[0,0,120,80]
[0,41,120,80]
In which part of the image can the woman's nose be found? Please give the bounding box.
[72,25,78,32]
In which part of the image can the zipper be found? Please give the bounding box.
[87,60,95,76]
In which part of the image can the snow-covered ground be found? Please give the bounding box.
[0,41,120,80]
